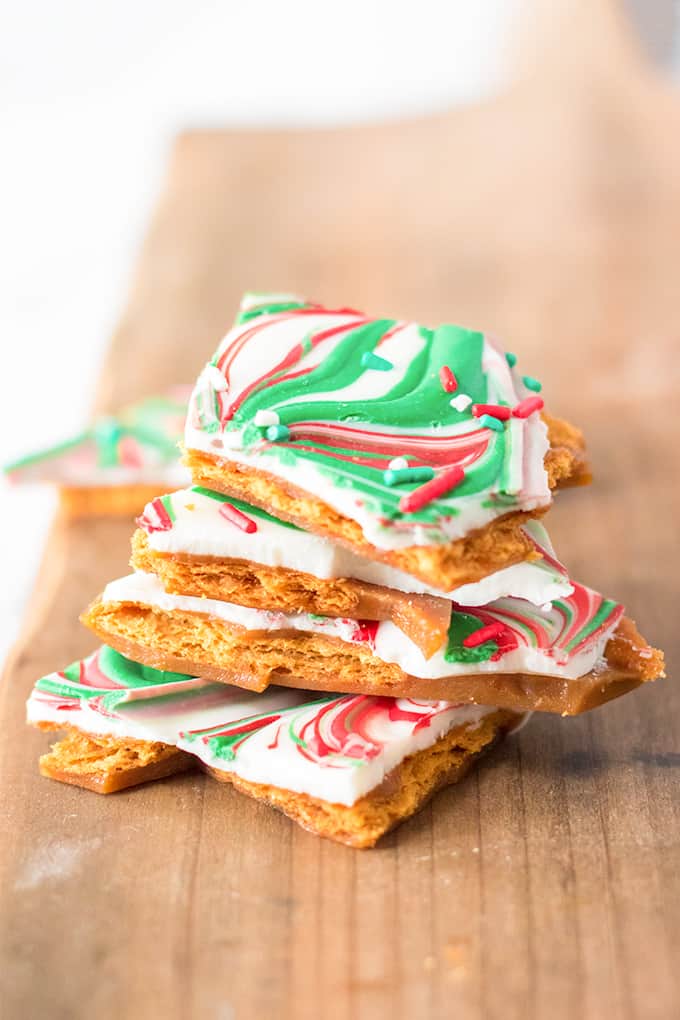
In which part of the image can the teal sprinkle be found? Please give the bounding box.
[265,424,291,442]
[522,375,542,392]
[479,414,505,432]
[505,352,517,368]
[93,418,123,468]
[360,351,393,372]
[383,466,435,487]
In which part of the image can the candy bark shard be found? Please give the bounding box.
[184,295,588,589]
[80,571,664,715]
[28,646,521,845]
[132,504,573,608]
[131,491,574,658]
[5,389,191,517]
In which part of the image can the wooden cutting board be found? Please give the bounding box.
[2,15,679,1019]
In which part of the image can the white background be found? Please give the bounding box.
[0,0,674,664]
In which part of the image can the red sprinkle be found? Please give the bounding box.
[398,465,465,513]
[219,502,258,533]
[439,366,458,393]
[352,621,380,645]
[463,622,506,648]
[471,403,511,421]
[512,396,544,419]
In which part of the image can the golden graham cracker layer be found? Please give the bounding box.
[33,711,518,847]
[81,599,664,716]
[542,412,591,487]
[183,413,589,591]
[131,529,452,658]
[36,725,194,793]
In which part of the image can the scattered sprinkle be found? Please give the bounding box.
[439,366,458,393]
[522,375,542,392]
[463,622,506,648]
[505,352,517,368]
[512,396,544,418]
[265,424,291,442]
[471,403,511,421]
[219,502,258,533]
[479,414,505,432]
[450,393,472,413]
[94,417,121,444]
[388,457,409,471]
[361,351,393,371]
[384,466,435,487]
[399,466,465,513]
[204,364,228,391]
[254,409,280,427]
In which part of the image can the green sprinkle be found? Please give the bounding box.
[383,466,435,487]
[265,424,290,442]
[522,375,542,392]
[444,611,499,664]
[360,351,393,372]
[479,414,505,432]
[505,352,517,368]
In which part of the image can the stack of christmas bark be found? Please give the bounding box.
[27,295,664,847]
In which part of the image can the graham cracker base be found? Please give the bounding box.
[542,412,591,487]
[36,726,194,793]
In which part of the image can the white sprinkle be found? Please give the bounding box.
[204,364,228,391]
[254,410,280,428]
[450,394,472,412]
[388,457,409,471]
[541,602,553,613]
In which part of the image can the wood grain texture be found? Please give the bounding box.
[2,5,679,1017]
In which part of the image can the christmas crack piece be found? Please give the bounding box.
[183,294,589,591]
[28,646,522,847]
[81,567,664,715]
[4,388,191,517]
[132,490,573,657]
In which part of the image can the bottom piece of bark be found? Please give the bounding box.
[36,710,516,848]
